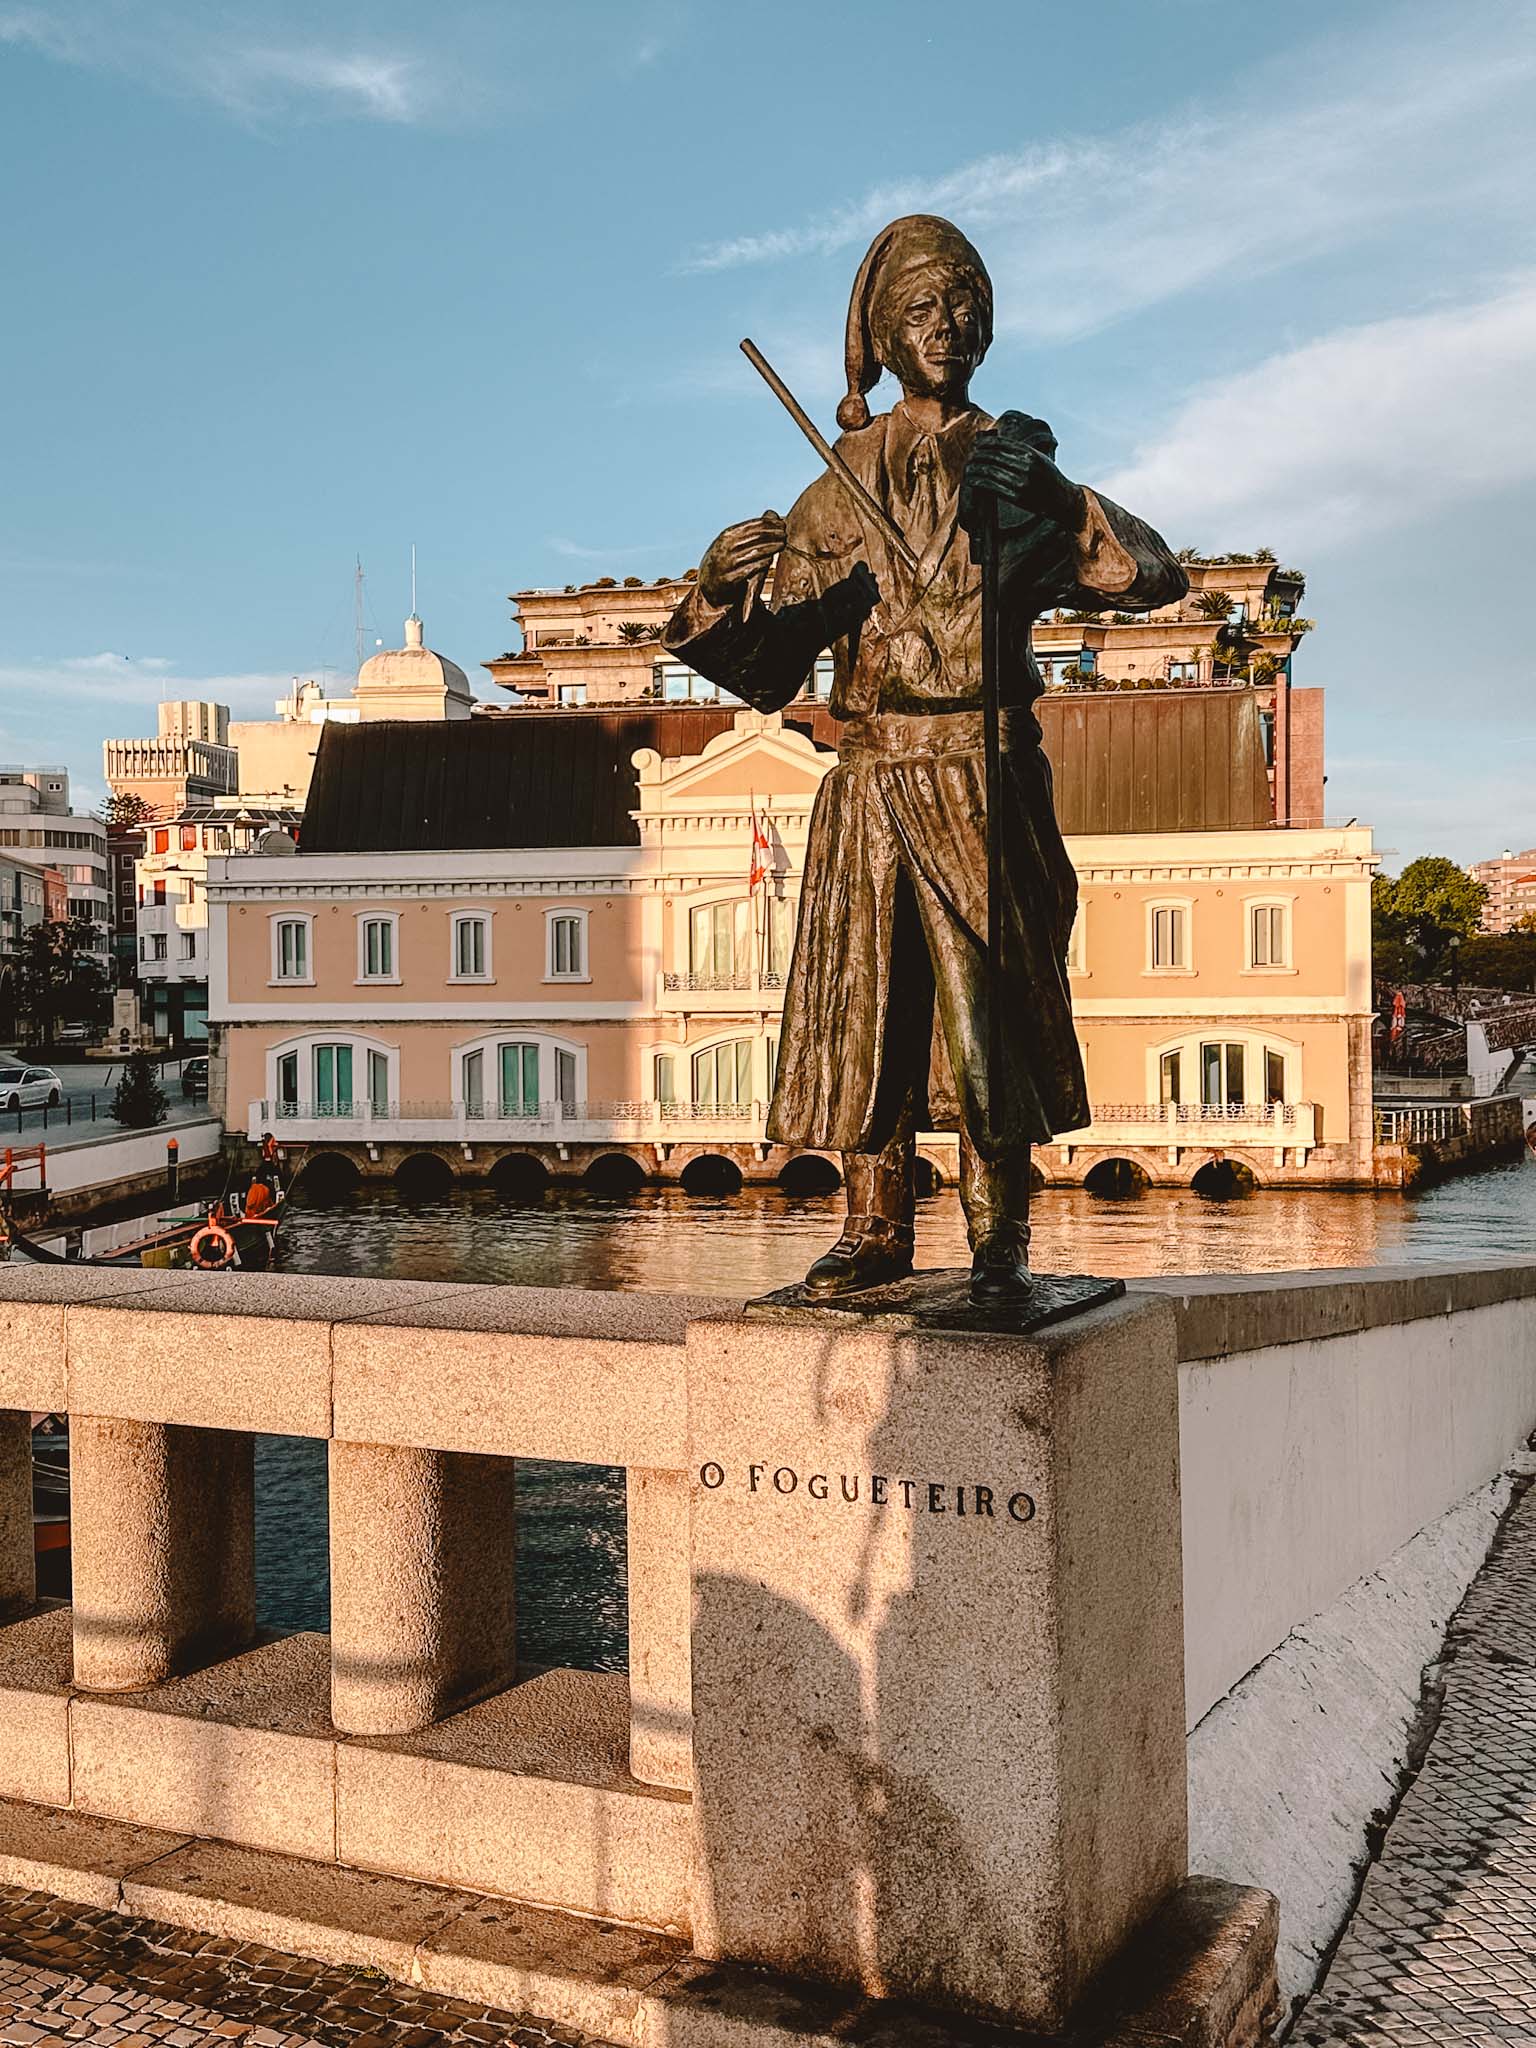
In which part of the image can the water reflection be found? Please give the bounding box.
[278,1158,1536,1298]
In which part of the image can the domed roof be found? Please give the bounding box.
[356,615,473,706]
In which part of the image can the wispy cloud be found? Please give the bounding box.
[678,11,1536,344]
[0,656,298,712]
[1101,276,1536,552]
[548,538,683,563]
[0,4,435,123]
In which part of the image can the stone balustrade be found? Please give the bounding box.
[3,1257,1536,2042]
[0,1270,703,1940]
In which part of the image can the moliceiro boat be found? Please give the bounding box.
[2,1160,284,1272]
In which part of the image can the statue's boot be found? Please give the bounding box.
[804,1142,915,1297]
[962,1138,1034,1305]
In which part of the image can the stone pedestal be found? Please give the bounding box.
[685,1287,1186,2034]
[71,1418,255,1692]
[328,1443,518,1736]
[0,1413,34,1618]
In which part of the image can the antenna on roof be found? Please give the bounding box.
[411,543,417,619]
[354,557,366,675]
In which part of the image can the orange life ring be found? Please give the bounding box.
[189,1222,237,1270]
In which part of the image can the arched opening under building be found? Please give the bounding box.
[778,1153,842,1197]
[1083,1157,1149,1199]
[490,1152,550,1201]
[292,1150,360,1201]
[394,1151,455,1200]
[584,1152,647,1197]
[1028,1159,1045,1194]
[680,1153,743,1197]
[913,1155,943,1197]
[1191,1158,1258,1200]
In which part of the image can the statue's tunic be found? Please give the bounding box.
[664,403,1186,1155]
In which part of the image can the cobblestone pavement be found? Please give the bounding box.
[1297,1476,1536,2046]
[0,1888,609,2048]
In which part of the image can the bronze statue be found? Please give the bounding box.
[666,215,1186,1303]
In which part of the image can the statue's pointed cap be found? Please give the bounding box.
[838,214,992,432]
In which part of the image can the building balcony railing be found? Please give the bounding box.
[657,969,786,1011]
[247,1098,769,1143]
[1057,1100,1317,1152]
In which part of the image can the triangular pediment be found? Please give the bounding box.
[636,715,834,811]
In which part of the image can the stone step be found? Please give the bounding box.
[0,1795,1274,2047]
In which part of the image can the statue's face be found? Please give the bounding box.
[880,264,985,402]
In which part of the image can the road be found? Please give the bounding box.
[0,1058,213,1145]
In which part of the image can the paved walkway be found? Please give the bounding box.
[0,1889,604,2048]
[1296,1476,1536,2046]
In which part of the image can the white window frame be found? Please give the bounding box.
[449,911,493,984]
[270,913,315,985]
[683,890,754,982]
[1146,1031,1301,1108]
[355,909,401,985]
[544,907,591,984]
[677,1028,770,1111]
[264,1032,399,1116]
[1066,903,1088,977]
[1243,894,1296,974]
[451,1029,587,1117]
[1145,897,1195,977]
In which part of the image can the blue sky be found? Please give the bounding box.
[1,0,1533,865]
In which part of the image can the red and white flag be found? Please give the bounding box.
[748,801,771,893]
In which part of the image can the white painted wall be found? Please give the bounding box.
[43,1117,223,1197]
[1179,1296,1536,1726]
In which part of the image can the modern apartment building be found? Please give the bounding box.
[102,700,238,813]
[0,853,51,1037]
[0,768,109,961]
[136,800,303,1043]
[1469,849,1536,933]
[209,700,1375,1190]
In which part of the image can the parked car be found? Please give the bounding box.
[55,1022,91,1043]
[182,1056,209,1100]
[0,1064,63,1111]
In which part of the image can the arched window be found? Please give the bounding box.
[267,1033,397,1119]
[1149,1032,1299,1111]
[692,1038,753,1110]
[454,1032,584,1119]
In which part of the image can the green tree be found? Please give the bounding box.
[1373,858,1487,977]
[12,917,111,1044]
[1459,931,1536,992]
[96,792,157,830]
[109,1050,167,1129]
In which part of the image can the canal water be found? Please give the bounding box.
[245,1144,1536,1666]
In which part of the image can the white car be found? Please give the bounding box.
[0,1064,63,1111]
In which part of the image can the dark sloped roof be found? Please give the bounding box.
[299,707,841,854]
[299,691,1271,854]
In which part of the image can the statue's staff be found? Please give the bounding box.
[738,335,1006,1138]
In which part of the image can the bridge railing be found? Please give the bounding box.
[5,1262,1536,2035]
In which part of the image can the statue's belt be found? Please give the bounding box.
[839,709,1035,759]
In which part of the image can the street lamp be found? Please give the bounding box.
[1449,933,1462,997]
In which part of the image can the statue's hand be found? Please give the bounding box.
[965,418,1085,531]
[820,559,881,636]
[698,512,787,607]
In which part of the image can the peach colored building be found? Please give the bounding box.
[209,706,1375,1191]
